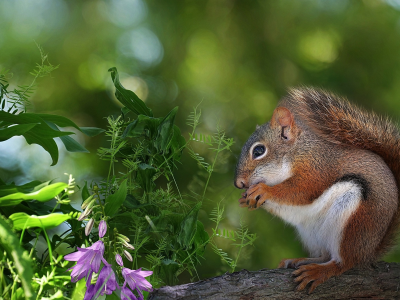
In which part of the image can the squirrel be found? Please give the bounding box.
[234,88,400,293]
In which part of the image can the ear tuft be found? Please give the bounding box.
[256,124,260,129]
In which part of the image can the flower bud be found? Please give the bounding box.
[115,254,124,266]
[81,195,94,209]
[85,218,94,236]
[99,220,107,238]
[122,240,135,250]
[123,250,133,262]
[117,234,130,242]
[84,199,96,212]
[77,207,93,221]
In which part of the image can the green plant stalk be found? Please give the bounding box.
[94,191,106,218]
[29,233,40,259]
[1,284,11,299]
[0,265,3,295]
[105,118,123,198]
[0,217,34,300]
[185,250,200,281]
[231,230,247,273]
[180,202,226,267]
[163,155,184,206]
[132,224,141,270]
[10,274,18,299]
[201,135,224,201]
[42,230,74,265]
[19,218,31,245]
[35,259,59,300]
[42,229,53,265]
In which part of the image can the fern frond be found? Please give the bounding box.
[213,228,236,241]
[186,103,202,132]
[188,133,213,146]
[187,148,210,171]
[211,243,233,267]
[209,202,224,225]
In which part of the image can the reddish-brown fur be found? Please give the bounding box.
[285,88,400,255]
[235,88,400,293]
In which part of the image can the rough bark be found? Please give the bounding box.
[148,261,400,300]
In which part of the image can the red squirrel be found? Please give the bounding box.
[234,88,400,293]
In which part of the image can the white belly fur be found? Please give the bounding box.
[262,182,361,261]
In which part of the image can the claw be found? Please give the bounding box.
[291,261,342,294]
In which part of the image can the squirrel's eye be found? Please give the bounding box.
[252,145,266,159]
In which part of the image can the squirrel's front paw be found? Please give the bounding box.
[246,183,270,210]
[238,192,249,208]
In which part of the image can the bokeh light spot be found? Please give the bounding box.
[100,0,147,28]
[2,0,68,42]
[117,27,164,68]
[121,76,149,102]
[298,30,340,68]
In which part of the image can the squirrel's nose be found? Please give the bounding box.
[234,177,248,189]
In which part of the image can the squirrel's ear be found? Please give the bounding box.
[271,107,297,140]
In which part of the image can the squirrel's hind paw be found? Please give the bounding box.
[292,261,341,294]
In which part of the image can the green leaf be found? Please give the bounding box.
[123,115,160,139]
[0,110,42,125]
[177,202,202,249]
[123,194,160,216]
[108,67,153,117]
[0,123,38,141]
[79,127,105,137]
[71,279,87,300]
[153,213,184,235]
[0,180,43,197]
[104,179,128,217]
[0,216,34,299]
[136,164,157,193]
[0,112,73,138]
[41,290,64,300]
[0,182,67,206]
[23,130,59,166]
[59,135,89,152]
[0,111,79,165]
[105,292,120,300]
[193,221,210,255]
[26,114,104,137]
[46,121,89,153]
[27,123,73,139]
[169,125,186,159]
[81,181,90,202]
[31,113,81,130]
[160,259,180,285]
[9,212,71,230]
[121,106,131,118]
[155,107,178,152]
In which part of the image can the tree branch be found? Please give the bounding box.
[148,261,400,299]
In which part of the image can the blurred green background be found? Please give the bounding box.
[2,0,400,282]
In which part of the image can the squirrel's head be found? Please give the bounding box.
[234,106,300,190]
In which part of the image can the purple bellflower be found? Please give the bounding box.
[121,287,138,300]
[122,267,153,300]
[83,284,95,300]
[99,220,107,238]
[84,262,119,299]
[116,254,124,266]
[64,240,105,284]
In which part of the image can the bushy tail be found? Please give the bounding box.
[285,87,400,254]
